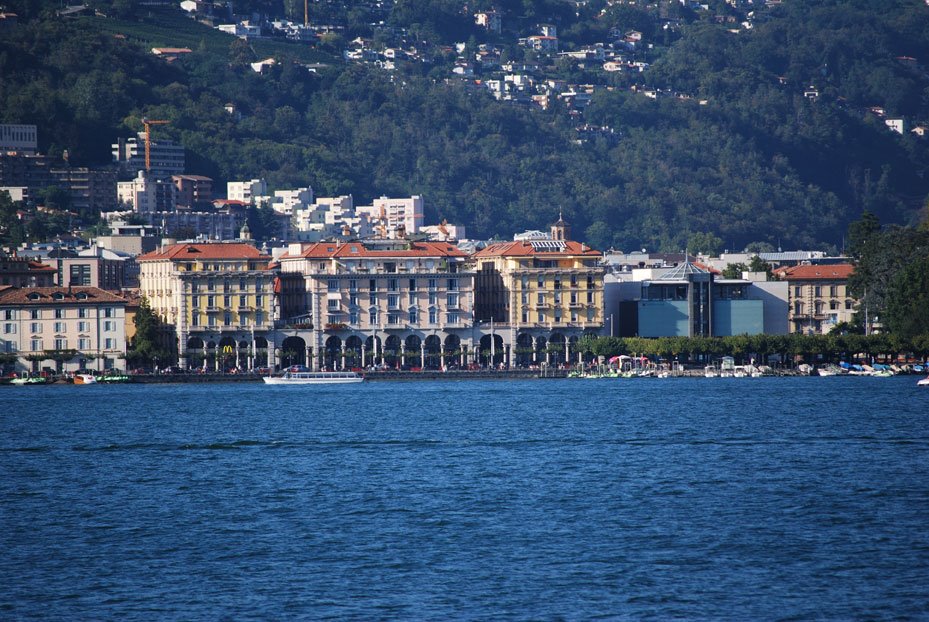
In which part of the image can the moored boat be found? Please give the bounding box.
[263,370,363,385]
[73,373,97,385]
[10,375,47,386]
[916,376,929,386]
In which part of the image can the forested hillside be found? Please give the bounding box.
[1,0,928,252]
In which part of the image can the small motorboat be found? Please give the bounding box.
[918,376,929,387]
[73,373,98,385]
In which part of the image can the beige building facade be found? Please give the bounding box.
[0,286,127,374]
[277,240,477,370]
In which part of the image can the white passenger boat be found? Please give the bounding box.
[263,370,364,385]
[73,373,97,385]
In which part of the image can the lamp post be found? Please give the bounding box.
[490,316,495,367]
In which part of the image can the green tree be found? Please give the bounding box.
[883,258,929,339]
[128,299,172,370]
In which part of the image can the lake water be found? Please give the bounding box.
[2,377,928,620]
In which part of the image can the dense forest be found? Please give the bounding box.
[2,0,929,253]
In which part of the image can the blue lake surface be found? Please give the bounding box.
[2,377,929,620]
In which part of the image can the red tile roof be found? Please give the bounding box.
[775,263,855,280]
[0,286,128,305]
[138,243,271,263]
[282,241,468,260]
[472,240,601,258]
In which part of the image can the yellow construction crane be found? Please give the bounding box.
[140,118,170,172]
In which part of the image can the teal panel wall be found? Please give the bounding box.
[638,301,690,337]
[712,300,764,336]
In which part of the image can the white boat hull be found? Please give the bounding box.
[263,372,363,385]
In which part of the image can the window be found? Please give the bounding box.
[239,277,247,291]
[429,292,437,305]
[409,308,418,324]
[192,295,200,308]
[349,280,358,293]
[428,278,437,291]
[521,310,529,323]
[255,312,263,325]
[830,285,838,297]
[571,311,578,323]
[104,307,113,318]
[224,295,231,308]
[537,293,545,305]
[815,301,824,315]
[104,321,114,332]
[3,323,15,334]
[192,313,199,326]
[409,278,416,291]
[447,293,459,309]
[538,311,546,323]
[384,262,396,273]
[447,278,459,291]
[69,264,91,286]
[521,276,529,289]
[30,322,41,334]
[54,321,65,333]
[239,295,247,307]
[570,291,578,305]
[587,275,594,289]
[447,312,459,325]
[191,282,199,294]
[521,292,529,304]
[388,313,401,325]
[31,309,39,320]
[328,299,340,310]
[369,279,377,291]
[587,291,593,304]
[77,308,86,318]
[105,338,114,350]
[31,338,42,351]
[388,278,398,292]
[208,315,216,326]
[78,321,89,333]
[208,278,215,291]
[327,314,340,325]
[349,311,359,325]
[814,286,822,297]
[78,337,91,350]
[369,308,378,325]
[537,275,544,288]
[328,279,338,292]
[55,309,63,319]
[224,313,232,326]
[554,291,561,304]
[388,294,400,309]
[429,307,437,324]
[830,300,839,310]
[369,291,378,305]
[207,295,215,309]
[408,291,416,305]
[554,310,562,323]
[570,274,578,287]
[845,300,854,310]
[794,302,804,315]
[553,277,561,290]
[349,293,359,307]
[255,295,263,307]
[3,310,13,321]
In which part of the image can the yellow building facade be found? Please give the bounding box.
[472,223,604,367]
[137,242,274,370]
